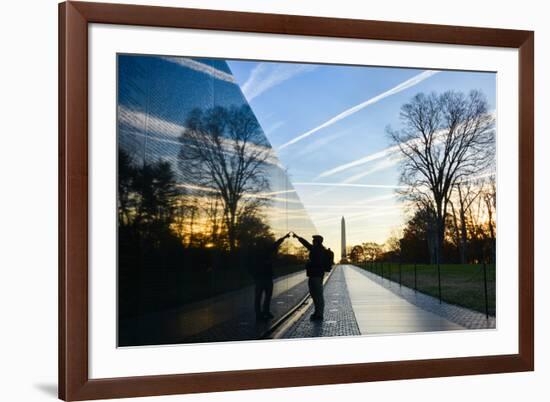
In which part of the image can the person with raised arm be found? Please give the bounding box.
[251,232,291,320]
[292,232,333,321]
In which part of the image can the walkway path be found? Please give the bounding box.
[280,266,361,339]
[280,264,497,339]
[355,267,496,329]
[344,265,463,334]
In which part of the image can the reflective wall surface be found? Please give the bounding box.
[117,54,317,346]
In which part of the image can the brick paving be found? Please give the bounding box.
[352,266,496,330]
[281,266,361,339]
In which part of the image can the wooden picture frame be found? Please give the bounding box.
[59,1,534,400]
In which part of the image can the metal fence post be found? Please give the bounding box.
[399,263,402,287]
[437,262,442,303]
[414,263,417,292]
[483,262,489,319]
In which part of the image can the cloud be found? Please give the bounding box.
[316,144,399,178]
[242,62,317,101]
[278,70,439,150]
[118,105,185,138]
[257,189,297,197]
[293,182,406,189]
[176,183,302,204]
[353,193,397,205]
[319,109,495,181]
[292,128,355,159]
[299,194,400,225]
[459,171,496,183]
[118,106,283,167]
[264,121,286,135]
[341,156,402,183]
[316,130,442,180]
[161,57,236,84]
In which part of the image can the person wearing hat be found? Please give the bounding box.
[292,232,331,321]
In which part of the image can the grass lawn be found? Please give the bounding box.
[359,263,495,316]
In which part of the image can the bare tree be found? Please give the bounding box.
[118,148,135,227]
[178,105,271,252]
[482,176,496,262]
[202,195,225,248]
[449,181,483,263]
[389,90,495,264]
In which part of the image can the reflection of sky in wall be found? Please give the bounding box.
[117,55,317,244]
[228,60,496,257]
[118,54,496,259]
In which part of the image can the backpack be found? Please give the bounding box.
[323,248,335,272]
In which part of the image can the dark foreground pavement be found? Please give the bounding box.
[119,270,310,346]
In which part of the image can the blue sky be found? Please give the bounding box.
[117,54,496,258]
[117,55,319,249]
[227,60,496,254]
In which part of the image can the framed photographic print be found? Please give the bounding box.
[59,1,534,400]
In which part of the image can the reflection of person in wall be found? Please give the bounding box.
[251,232,291,321]
[293,233,333,321]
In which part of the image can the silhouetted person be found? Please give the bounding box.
[250,233,291,320]
[293,233,333,320]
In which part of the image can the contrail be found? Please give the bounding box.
[316,130,446,180]
[119,106,283,167]
[161,57,236,84]
[292,127,355,158]
[242,62,316,101]
[315,145,400,178]
[278,70,439,150]
[118,105,184,138]
[341,156,402,183]
[176,184,302,204]
[293,182,407,189]
[318,110,494,180]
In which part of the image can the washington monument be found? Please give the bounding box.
[341,216,347,263]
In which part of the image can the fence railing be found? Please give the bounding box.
[359,261,495,318]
